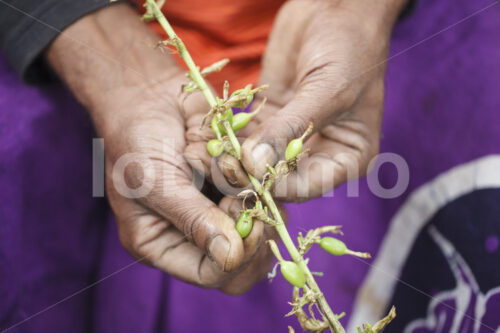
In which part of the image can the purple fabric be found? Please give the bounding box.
[0,0,499,332]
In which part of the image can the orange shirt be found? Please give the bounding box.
[135,0,285,94]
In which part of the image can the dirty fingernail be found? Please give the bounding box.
[251,143,278,178]
[208,235,231,271]
[218,154,250,187]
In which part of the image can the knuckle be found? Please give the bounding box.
[360,142,380,177]
[117,226,145,260]
[281,112,310,140]
[197,258,229,288]
[117,228,133,254]
[176,204,215,247]
[177,208,199,241]
[217,154,247,187]
[199,276,226,289]
[335,84,358,111]
[303,63,358,112]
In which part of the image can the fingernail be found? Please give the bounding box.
[208,235,231,271]
[218,154,250,187]
[251,143,278,178]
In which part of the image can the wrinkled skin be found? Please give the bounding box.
[99,76,288,294]
[186,0,401,202]
[47,0,402,293]
[46,4,285,294]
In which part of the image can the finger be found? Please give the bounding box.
[157,237,230,287]
[219,204,288,295]
[185,142,249,196]
[184,105,250,190]
[108,186,233,287]
[240,79,358,179]
[140,226,231,288]
[218,228,272,295]
[183,83,275,189]
[186,113,216,143]
[152,196,264,287]
[242,0,362,180]
[219,196,264,262]
[192,101,278,188]
[184,141,214,183]
[181,82,215,118]
[272,136,358,201]
[272,100,382,201]
[216,153,250,188]
[138,170,245,272]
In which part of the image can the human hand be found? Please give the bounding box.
[187,0,405,201]
[239,0,406,201]
[46,3,279,293]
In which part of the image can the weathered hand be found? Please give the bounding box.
[187,0,404,201]
[103,80,284,292]
[46,3,278,294]
[239,0,403,201]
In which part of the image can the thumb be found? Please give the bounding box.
[144,183,245,272]
[241,82,353,178]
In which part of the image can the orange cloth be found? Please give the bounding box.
[135,0,284,94]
